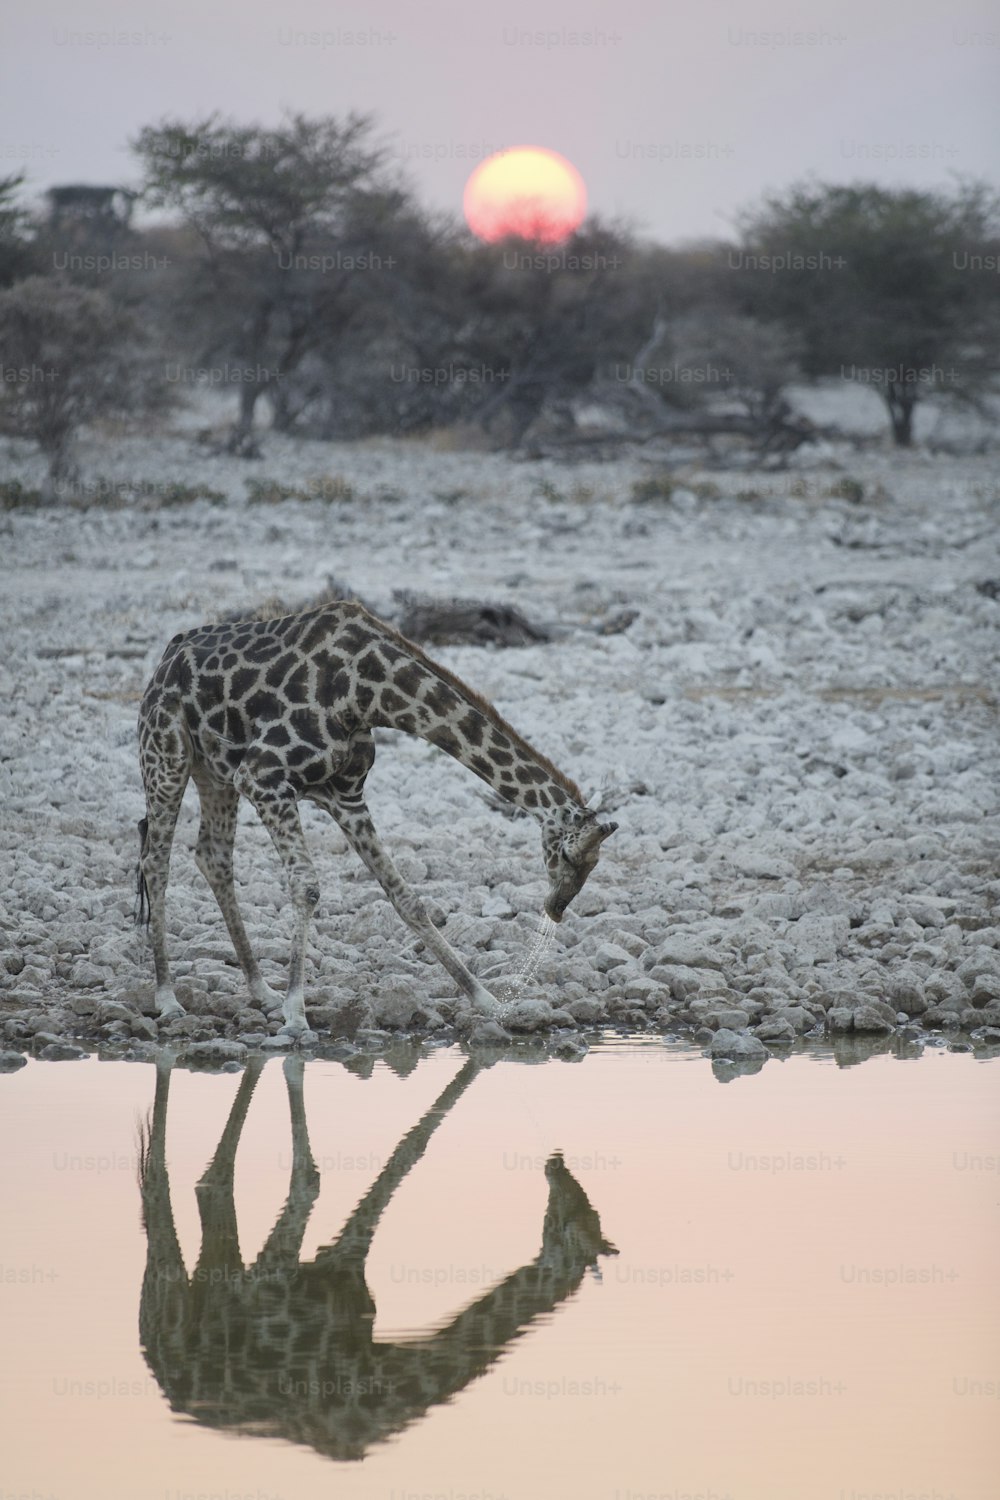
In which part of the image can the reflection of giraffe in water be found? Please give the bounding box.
[138,1054,617,1462]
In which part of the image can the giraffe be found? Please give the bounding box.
[137,1052,617,1461]
[136,599,617,1034]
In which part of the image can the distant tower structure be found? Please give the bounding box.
[46,184,137,230]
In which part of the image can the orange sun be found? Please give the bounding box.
[463,146,587,245]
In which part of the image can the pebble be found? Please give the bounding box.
[852,1002,897,1032]
[566,997,604,1023]
[503,999,555,1032]
[709,1029,767,1061]
[552,1036,589,1061]
[922,1006,962,1030]
[649,939,725,972]
[702,1007,751,1031]
[594,942,632,973]
[970,974,1000,1007]
[753,1018,796,1044]
[770,1005,821,1035]
[182,1040,249,1065]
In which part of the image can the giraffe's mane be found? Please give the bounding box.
[348,603,587,806]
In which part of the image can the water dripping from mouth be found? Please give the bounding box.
[505,911,557,997]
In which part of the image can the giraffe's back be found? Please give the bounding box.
[140,601,388,788]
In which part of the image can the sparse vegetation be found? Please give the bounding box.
[825,476,866,504]
[245,475,356,504]
[0,478,45,510]
[152,482,228,507]
[0,475,229,512]
[630,475,675,504]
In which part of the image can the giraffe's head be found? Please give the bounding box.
[541,810,617,923]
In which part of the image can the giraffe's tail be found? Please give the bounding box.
[134,816,150,928]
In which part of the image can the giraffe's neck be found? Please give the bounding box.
[375,650,586,828]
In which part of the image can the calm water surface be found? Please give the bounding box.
[1,1040,997,1500]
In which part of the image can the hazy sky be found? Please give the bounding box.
[4,0,998,244]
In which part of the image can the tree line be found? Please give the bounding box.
[1,111,998,494]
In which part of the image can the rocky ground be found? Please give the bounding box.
[1,412,998,1073]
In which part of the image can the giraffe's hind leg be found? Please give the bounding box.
[138,702,191,1021]
[234,749,318,1038]
[192,771,282,1015]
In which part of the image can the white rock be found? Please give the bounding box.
[183,1040,248,1064]
[786,913,849,966]
[503,999,554,1032]
[481,891,515,919]
[709,1029,766,1060]
[650,937,725,971]
[729,849,796,880]
[594,942,632,973]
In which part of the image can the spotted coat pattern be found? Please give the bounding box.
[137,600,616,1031]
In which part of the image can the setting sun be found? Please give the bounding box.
[463,146,587,245]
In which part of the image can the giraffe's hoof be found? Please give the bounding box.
[251,981,284,1015]
[278,1019,309,1041]
[468,983,502,1017]
[278,1025,317,1047]
[155,991,185,1022]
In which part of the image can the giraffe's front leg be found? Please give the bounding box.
[331,799,501,1017]
[384,882,500,1015]
[234,756,318,1039]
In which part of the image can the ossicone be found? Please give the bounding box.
[579,817,617,850]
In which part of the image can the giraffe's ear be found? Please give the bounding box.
[580,818,617,852]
